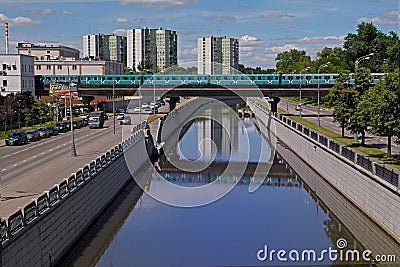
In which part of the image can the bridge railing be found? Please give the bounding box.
[0,121,148,245]
[249,98,399,190]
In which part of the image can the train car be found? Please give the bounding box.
[281,73,339,87]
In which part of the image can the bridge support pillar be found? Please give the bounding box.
[168,97,180,111]
[268,97,280,113]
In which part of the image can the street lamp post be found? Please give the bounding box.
[299,66,310,118]
[353,53,374,142]
[317,62,330,127]
[105,67,116,134]
[62,57,77,157]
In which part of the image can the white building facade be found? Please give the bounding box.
[0,54,35,96]
[127,28,177,72]
[198,36,239,74]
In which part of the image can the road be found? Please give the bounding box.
[0,110,161,218]
[278,99,400,157]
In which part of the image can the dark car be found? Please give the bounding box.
[45,126,58,136]
[55,122,68,133]
[82,118,89,127]
[104,114,109,120]
[73,120,81,129]
[65,121,71,130]
[37,127,50,138]
[5,132,28,146]
[26,129,40,142]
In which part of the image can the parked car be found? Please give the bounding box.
[133,107,141,113]
[26,129,40,142]
[141,103,149,109]
[73,120,82,129]
[37,127,50,138]
[5,132,28,146]
[120,115,131,125]
[55,122,68,133]
[117,113,125,120]
[65,121,71,131]
[45,126,58,136]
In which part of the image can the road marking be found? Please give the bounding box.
[23,160,27,163]
[13,164,17,167]
[2,169,6,171]
[33,155,37,158]
[41,152,45,155]
[49,149,53,152]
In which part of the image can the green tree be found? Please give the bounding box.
[359,71,399,155]
[137,60,154,74]
[349,68,372,145]
[313,47,351,73]
[325,74,353,137]
[384,36,400,72]
[275,49,311,73]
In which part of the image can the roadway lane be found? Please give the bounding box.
[277,99,399,156]
[0,113,153,218]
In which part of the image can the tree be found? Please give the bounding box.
[313,47,352,73]
[0,94,17,133]
[349,68,372,145]
[137,60,154,74]
[384,35,400,72]
[325,74,353,137]
[359,71,399,155]
[275,49,311,73]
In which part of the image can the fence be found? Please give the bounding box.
[249,99,399,189]
[0,121,148,244]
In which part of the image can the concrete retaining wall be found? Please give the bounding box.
[1,122,149,266]
[249,99,400,243]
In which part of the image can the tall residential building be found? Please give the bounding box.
[127,28,177,72]
[198,36,239,74]
[82,34,127,66]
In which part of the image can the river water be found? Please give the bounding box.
[65,106,399,266]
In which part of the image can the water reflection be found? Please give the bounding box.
[66,108,400,267]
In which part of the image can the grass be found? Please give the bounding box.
[275,106,400,170]
[283,96,329,109]
[147,115,161,124]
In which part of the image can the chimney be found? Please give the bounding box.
[5,23,9,54]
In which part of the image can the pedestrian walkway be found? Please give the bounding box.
[277,99,400,158]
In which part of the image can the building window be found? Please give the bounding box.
[3,80,7,87]
[47,65,51,70]
[12,65,17,70]
[36,65,41,70]
[58,65,62,70]
[72,65,77,70]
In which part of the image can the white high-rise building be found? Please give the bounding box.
[83,34,127,66]
[127,28,177,72]
[198,36,239,74]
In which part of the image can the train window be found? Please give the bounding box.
[123,77,128,80]
[224,76,230,80]
[288,76,293,80]
[93,77,98,81]
[115,77,120,81]
[258,76,264,80]
[241,76,247,80]
[267,76,272,80]
[188,76,194,80]
[130,77,135,80]
[172,76,178,80]
[306,76,311,80]
[107,77,112,80]
[155,76,162,80]
[324,76,330,80]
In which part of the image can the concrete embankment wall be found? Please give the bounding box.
[249,99,400,243]
[0,123,149,266]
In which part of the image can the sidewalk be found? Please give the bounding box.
[277,99,400,158]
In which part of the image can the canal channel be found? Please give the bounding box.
[59,105,400,266]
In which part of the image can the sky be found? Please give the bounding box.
[0,0,398,68]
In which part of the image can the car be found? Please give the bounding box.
[46,126,58,136]
[144,106,152,111]
[73,120,82,129]
[158,99,165,106]
[26,129,40,142]
[141,103,149,109]
[55,122,68,133]
[65,121,71,131]
[5,132,28,146]
[37,127,50,138]
[120,115,131,125]
[133,107,141,113]
[104,114,109,120]
[295,105,302,111]
[116,113,125,120]
[82,118,89,126]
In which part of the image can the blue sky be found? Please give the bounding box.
[0,0,398,68]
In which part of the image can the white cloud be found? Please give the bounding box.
[28,9,52,15]
[210,16,236,23]
[262,10,294,19]
[0,13,41,27]
[134,17,165,23]
[179,45,197,55]
[112,29,127,36]
[115,17,128,23]
[265,44,299,53]
[329,7,338,12]
[120,0,197,9]
[298,35,345,44]
[62,10,74,15]
[356,10,399,25]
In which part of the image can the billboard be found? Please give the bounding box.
[49,81,78,97]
